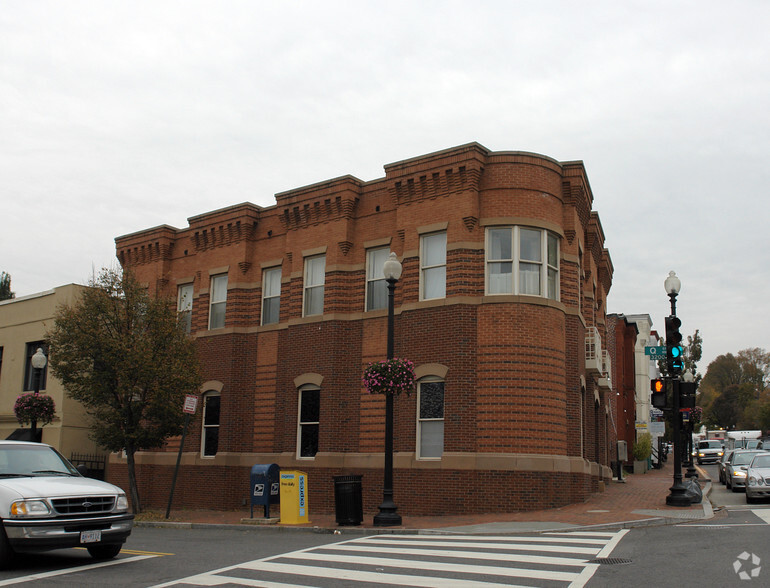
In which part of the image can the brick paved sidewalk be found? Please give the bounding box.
[141,460,710,532]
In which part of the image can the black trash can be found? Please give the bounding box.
[333,474,363,526]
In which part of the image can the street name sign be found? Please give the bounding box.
[645,345,666,360]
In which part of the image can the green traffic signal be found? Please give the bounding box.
[665,315,683,375]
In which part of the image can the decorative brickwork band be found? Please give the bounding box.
[192,220,258,252]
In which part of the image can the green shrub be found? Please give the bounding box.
[633,432,652,461]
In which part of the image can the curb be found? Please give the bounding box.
[135,477,716,536]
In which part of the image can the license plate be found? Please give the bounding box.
[80,530,101,543]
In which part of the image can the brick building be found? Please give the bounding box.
[607,314,639,468]
[113,143,614,516]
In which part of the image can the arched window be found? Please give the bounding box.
[201,392,220,457]
[417,376,445,459]
[297,385,320,458]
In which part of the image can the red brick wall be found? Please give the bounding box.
[109,461,595,516]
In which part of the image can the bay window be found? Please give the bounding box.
[486,227,559,300]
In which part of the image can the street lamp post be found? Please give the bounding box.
[30,348,47,441]
[683,370,698,479]
[664,272,691,506]
[374,252,403,527]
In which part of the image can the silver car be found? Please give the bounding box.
[718,450,734,484]
[0,441,133,567]
[745,453,770,504]
[725,450,767,492]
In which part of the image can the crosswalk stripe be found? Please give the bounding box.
[237,561,531,587]
[371,533,611,545]
[345,537,601,555]
[752,509,770,524]
[322,543,590,566]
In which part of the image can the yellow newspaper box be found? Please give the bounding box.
[279,470,309,524]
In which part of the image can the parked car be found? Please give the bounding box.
[0,441,133,567]
[696,439,724,464]
[745,453,770,504]
[725,450,767,492]
[718,450,734,485]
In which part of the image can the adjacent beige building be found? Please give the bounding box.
[0,284,103,459]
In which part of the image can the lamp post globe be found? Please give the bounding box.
[31,348,47,373]
[664,270,681,296]
[664,270,681,315]
[383,252,403,282]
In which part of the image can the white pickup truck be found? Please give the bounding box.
[0,441,133,567]
[696,439,724,464]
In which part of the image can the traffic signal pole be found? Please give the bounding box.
[666,377,691,505]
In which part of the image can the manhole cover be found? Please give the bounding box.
[588,557,632,565]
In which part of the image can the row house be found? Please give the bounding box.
[112,143,614,515]
[0,285,106,460]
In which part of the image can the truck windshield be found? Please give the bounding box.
[0,444,79,477]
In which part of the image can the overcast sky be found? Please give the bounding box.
[2,1,768,371]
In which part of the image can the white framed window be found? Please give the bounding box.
[578,247,583,314]
[177,284,193,334]
[208,274,228,329]
[261,267,282,325]
[201,392,220,457]
[547,233,559,300]
[417,378,444,459]
[365,247,389,311]
[487,228,513,294]
[485,227,559,300]
[420,231,446,300]
[297,386,320,458]
[303,255,325,316]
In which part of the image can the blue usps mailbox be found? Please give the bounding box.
[250,463,280,518]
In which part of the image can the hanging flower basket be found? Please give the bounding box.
[690,405,703,425]
[14,393,56,427]
[362,358,416,396]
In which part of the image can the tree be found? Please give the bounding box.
[705,384,743,429]
[0,272,14,301]
[699,349,770,430]
[683,329,702,383]
[698,353,741,417]
[46,268,202,513]
[736,348,770,399]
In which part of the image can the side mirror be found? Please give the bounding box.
[76,463,88,477]
[740,466,748,471]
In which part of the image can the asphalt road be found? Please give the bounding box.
[1,527,343,586]
[3,467,769,587]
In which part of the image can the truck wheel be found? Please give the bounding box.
[87,544,122,560]
[0,525,13,569]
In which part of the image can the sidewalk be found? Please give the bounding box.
[137,462,713,534]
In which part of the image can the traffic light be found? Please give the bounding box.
[665,315,683,375]
[680,380,697,408]
[651,378,666,408]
